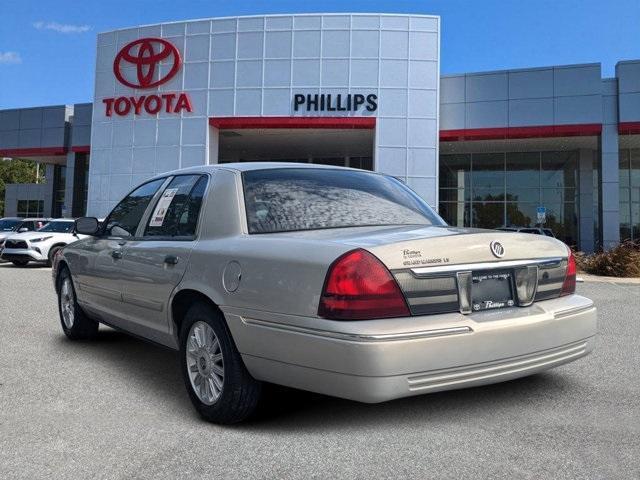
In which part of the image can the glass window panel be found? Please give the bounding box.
[630,149,640,187]
[472,153,505,191]
[440,154,471,190]
[631,196,640,241]
[472,188,505,202]
[506,152,540,190]
[145,175,206,238]
[541,151,578,188]
[506,203,537,227]
[105,178,166,237]
[440,188,469,202]
[507,188,539,203]
[472,202,504,229]
[541,188,577,204]
[28,200,39,213]
[619,149,630,187]
[439,202,470,227]
[544,202,578,246]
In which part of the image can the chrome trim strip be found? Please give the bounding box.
[408,341,587,386]
[455,271,473,314]
[408,342,589,392]
[241,317,473,342]
[553,302,595,319]
[411,257,564,277]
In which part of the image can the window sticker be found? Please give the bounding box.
[149,188,178,227]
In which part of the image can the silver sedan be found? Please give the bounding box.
[52,163,597,424]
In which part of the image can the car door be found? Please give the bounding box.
[72,177,169,326]
[115,174,209,344]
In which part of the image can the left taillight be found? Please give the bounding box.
[560,247,577,296]
[318,249,410,320]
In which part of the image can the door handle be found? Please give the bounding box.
[164,255,179,265]
[111,250,123,260]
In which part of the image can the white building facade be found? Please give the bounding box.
[88,13,441,217]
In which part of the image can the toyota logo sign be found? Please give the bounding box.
[113,38,181,89]
[103,37,192,117]
[490,241,505,258]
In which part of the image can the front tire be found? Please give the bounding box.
[57,267,99,340]
[179,302,262,424]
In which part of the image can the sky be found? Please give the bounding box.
[1,0,639,109]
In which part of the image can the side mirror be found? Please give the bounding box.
[75,217,100,235]
[18,228,28,233]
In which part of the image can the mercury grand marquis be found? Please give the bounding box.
[52,163,597,424]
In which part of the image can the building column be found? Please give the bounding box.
[43,164,55,217]
[208,126,219,164]
[601,85,620,249]
[62,151,75,218]
[578,149,595,253]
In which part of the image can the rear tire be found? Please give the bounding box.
[179,301,262,424]
[57,267,99,340]
[12,259,29,267]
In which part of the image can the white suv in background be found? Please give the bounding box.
[1,219,85,267]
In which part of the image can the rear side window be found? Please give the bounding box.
[242,168,445,234]
[144,175,207,238]
[105,178,166,237]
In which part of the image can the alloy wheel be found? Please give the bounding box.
[60,277,75,329]
[186,321,224,405]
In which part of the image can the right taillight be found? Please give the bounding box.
[318,249,410,320]
[561,248,577,296]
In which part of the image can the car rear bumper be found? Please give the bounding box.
[0,248,46,262]
[222,294,597,403]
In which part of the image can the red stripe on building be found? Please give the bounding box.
[71,145,91,153]
[440,124,602,142]
[618,122,640,135]
[209,116,376,129]
[0,147,67,157]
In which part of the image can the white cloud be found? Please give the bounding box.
[33,21,91,34]
[0,52,22,64]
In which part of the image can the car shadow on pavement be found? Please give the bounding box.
[244,372,580,432]
[55,326,583,430]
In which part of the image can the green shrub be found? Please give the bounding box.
[574,242,640,278]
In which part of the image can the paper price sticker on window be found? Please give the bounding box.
[149,188,178,227]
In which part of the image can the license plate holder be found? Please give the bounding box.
[471,270,515,311]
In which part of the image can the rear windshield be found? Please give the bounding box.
[38,221,74,233]
[0,219,21,231]
[242,168,445,234]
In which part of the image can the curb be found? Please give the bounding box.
[578,273,640,285]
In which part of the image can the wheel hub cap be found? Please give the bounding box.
[186,321,224,405]
[60,277,75,329]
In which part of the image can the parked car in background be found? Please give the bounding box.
[52,164,596,424]
[1,219,80,267]
[498,226,556,237]
[0,217,50,258]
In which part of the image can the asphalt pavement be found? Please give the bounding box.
[0,263,638,479]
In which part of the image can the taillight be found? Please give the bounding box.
[318,249,410,320]
[561,248,577,296]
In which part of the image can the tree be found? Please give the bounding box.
[0,158,45,217]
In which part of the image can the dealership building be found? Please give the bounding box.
[1,13,640,251]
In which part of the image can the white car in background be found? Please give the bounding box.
[1,219,84,267]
